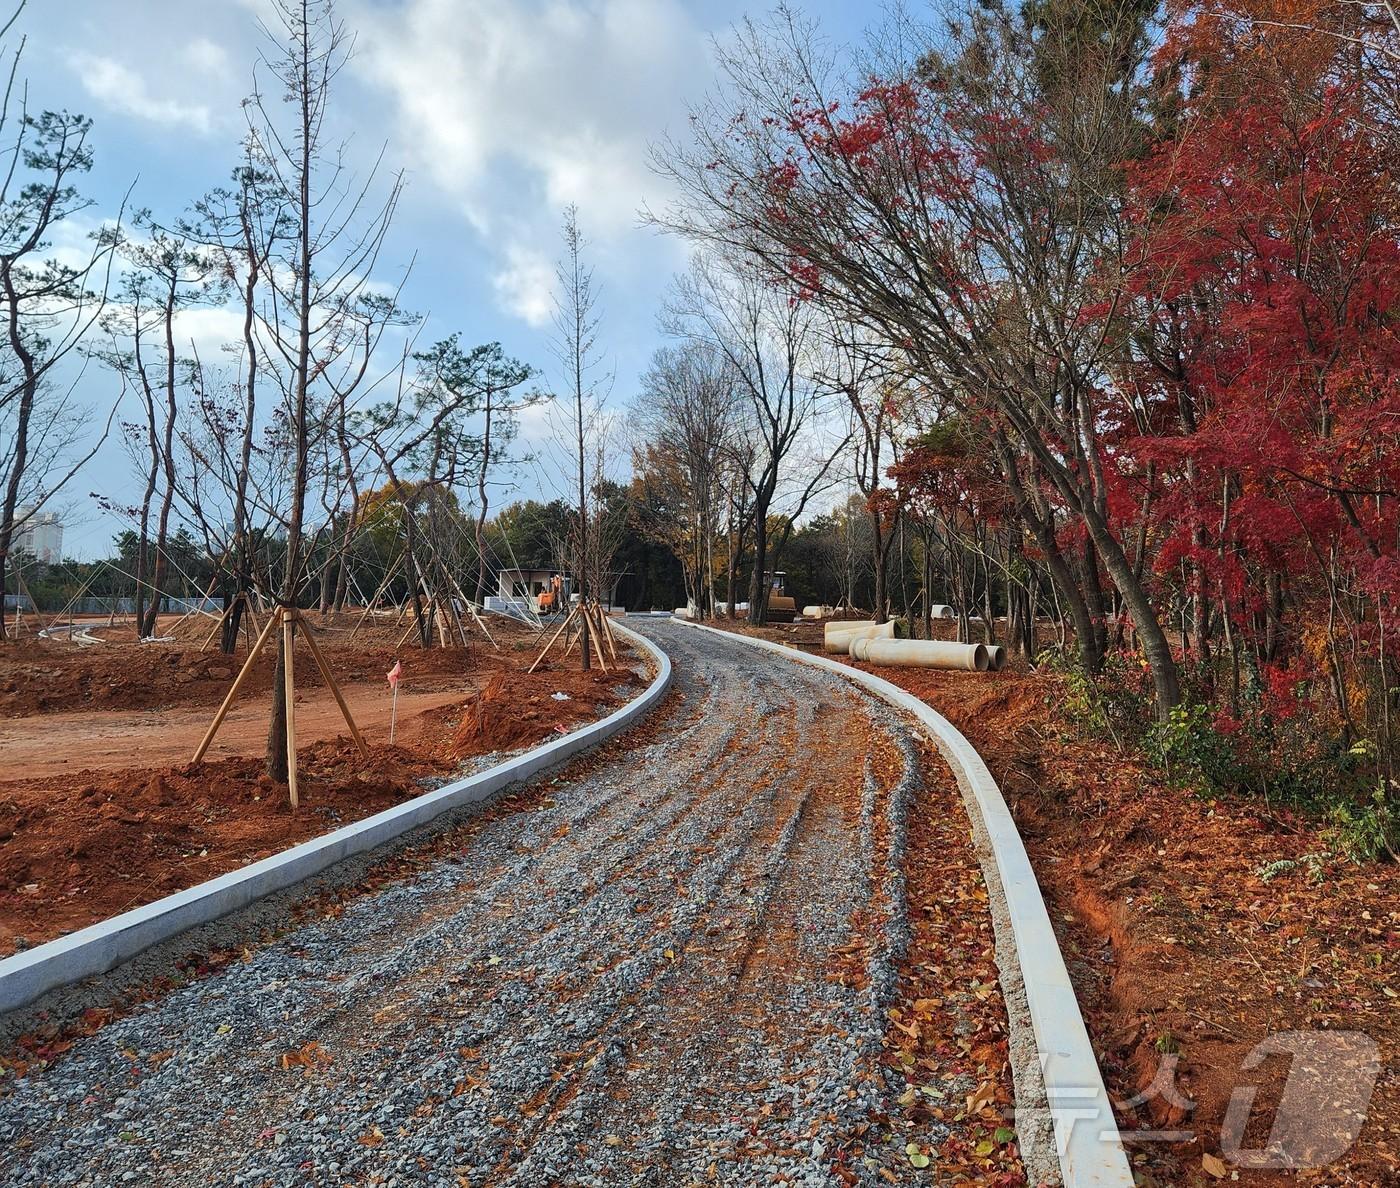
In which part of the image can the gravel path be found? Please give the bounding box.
[0,621,987,1187]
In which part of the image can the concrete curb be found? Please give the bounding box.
[0,622,671,1019]
[677,620,1133,1188]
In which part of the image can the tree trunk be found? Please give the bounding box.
[1083,505,1181,716]
[997,438,1102,673]
[0,262,38,642]
[746,486,773,625]
[266,1,316,784]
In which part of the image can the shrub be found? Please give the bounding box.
[1327,783,1399,863]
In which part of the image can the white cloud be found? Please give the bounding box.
[171,307,253,364]
[492,243,556,328]
[349,0,711,323]
[68,51,214,134]
[186,38,232,79]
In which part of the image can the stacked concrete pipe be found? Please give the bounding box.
[823,618,876,636]
[822,620,894,655]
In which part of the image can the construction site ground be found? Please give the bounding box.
[707,614,1400,1186]
[0,612,644,955]
[0,618,1027,1188]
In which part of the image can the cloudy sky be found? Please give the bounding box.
[15,0,871,558]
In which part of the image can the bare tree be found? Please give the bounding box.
[0,3,120,637]
[98,220,218,637]
[631,340,739,616]
[549,206,611,668]
[247,0,404,780]
[815,329,903,622]
[415,335,537,604]
[178,154,292,649]
[663,252,845,624]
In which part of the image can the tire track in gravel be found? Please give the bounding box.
[0,620,969,1188]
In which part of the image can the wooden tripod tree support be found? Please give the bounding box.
[200,592,259,652]
[348,556,403,641]
[191,606,369,809]
[528,600,615,674]
[528,604,579,673]
[581,603,610,672]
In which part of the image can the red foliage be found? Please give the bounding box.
[1106,4,1400,657]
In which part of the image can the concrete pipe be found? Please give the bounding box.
[849,635,875,661]
[673,607,695,620]
[864,638,989,671]
[823,619,876,641]
[929,604,957,620]
[802,605,828,620]
[823,621,896,655]
[987,644,1007,671]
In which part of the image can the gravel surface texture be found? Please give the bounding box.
[1,621,1001,1187]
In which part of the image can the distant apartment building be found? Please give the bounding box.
[13,508,63,563]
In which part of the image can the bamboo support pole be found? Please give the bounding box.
[191,606,281,764]
[296,610,369,757]
[282,611,299,809]
[528,604,578,673]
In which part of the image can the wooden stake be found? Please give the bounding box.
[199,605,226,652]
[599,606,619,662]
[192,607,282,764]
[528,604,578,673]
[582,602,610,672]
[282,609,299,810]
[349,558,402,639]
[297,610,369,758]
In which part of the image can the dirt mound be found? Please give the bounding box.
[448,665,643,757]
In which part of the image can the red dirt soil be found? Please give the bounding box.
[0,615,646,954]
[707,617,1400,1186]
[0,614,482,719]
[856,666,1400,1187]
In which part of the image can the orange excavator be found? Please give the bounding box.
[537,574,564,615]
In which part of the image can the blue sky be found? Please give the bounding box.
[15,0,875,559]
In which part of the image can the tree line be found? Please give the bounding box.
[623,0,1400,849]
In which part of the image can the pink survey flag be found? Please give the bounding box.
[387,660,402,690]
